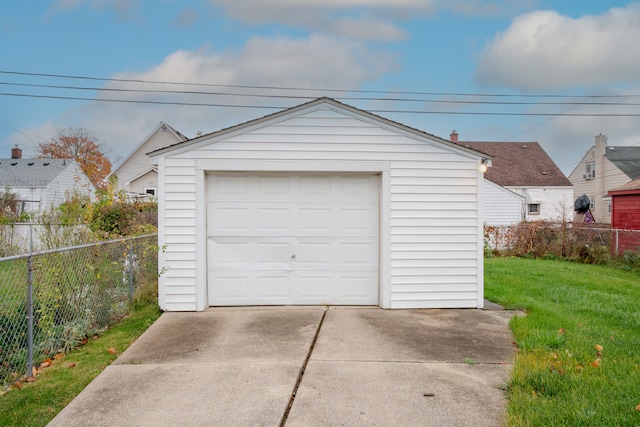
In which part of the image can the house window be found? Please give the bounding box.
[144,187,156,196]
[590,196,595,211]
[605,199,611,214]
[584,161,595,180]
[528,204,540,215]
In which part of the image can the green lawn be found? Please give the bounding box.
[485,257,640,426]
[0,303,161,427]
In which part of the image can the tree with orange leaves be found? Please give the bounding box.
[38,128,112,190]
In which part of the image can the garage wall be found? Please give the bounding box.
[156,103,484,310]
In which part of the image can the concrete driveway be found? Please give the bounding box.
[48,306,517,426]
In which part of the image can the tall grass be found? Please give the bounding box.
[485,257,640,426]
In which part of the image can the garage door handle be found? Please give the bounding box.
[291,254,297,259]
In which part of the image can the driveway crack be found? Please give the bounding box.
[279,305,328,426]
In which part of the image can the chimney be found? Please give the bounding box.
[11,145,22,159]
[450,130,459,143]
[594,133,607,158]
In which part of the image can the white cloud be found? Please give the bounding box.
[30,35,397,159]
[476,4,640,91]
[209,0,433,41]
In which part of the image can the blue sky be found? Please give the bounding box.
[1,1,639,175]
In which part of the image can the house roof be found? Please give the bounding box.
[0,158,76,187]
[605,146,640,180]
[608,176,640,194]
[455,141,572,187]
[110,121,188,176]
[147,97,489,161]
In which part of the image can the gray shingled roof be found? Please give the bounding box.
[0,159,73,187]
[605,146,640,180]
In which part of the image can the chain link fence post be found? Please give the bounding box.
[26,221,34,378]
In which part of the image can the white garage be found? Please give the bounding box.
[149,97,490,311]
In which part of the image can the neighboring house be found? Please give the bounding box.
[148,97,490,311]
[483,179,525,226]
[608,177,640,253]
[568,134,640,224]
[0,147,96,214]
[452,134,573,223]
[108,121,188,198]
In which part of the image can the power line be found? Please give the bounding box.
[4,80,640,107]
[3,92,640,116]
[3,69,640,99]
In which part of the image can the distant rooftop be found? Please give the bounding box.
[455,141,572,187]
[605,146,640,180]
[0,158,74,187]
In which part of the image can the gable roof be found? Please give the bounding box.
[147,97,488,160]
[0,158,77,187]
[110,121,188,175]
[455,141,572,187]
[605,146,640,180]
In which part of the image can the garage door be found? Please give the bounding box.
[207,173,379,306]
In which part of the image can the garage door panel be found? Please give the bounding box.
[256,208,292,231]
[298,208,333,231]
[339,207,378,233]
[338,275,379,302]
[207,173,379,306]
[338,241,378,266]
[211,241,249,266]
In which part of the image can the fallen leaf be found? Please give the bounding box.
[558,328,566,334]
[53,353,65,360]
[39,361,51,369]
[68,363,76,368]
[595,344,603,352]
[26,376,36,383]
[13,382,22,389]
[591,359,601,368]
[107,346,117,354]
[635,403,640,411]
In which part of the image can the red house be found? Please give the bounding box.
[609,177,640,254]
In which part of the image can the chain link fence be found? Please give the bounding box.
[0,223,93,258]
[485,222,640,259]
[0,234,158,390]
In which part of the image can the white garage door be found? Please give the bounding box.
[207,173,379,306]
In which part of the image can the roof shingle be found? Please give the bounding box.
[455,141,571,187]
[0,159,73,187]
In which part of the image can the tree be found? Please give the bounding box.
[38,128,112,190]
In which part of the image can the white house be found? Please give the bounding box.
[109,121,188,198]
[0,150,96,214]
[148,98,491,311]
[454,137,573,222]
[483,179,525,226]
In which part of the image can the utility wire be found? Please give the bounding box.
[4,80,640,107]
[3,92,640,116]
[3,69,640,99]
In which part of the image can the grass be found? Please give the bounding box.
[485,257,640,426]
[0,303,161,427]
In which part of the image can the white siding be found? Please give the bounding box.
[156,104,484,310]
[483,180,523,226]
[43,162,95,210]
[113,127,184,194]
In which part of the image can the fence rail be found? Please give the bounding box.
[485,223,640,258]
[0,234,158,389]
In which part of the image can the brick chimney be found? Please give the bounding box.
[11,145,22,159]
[450,130,458,143]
